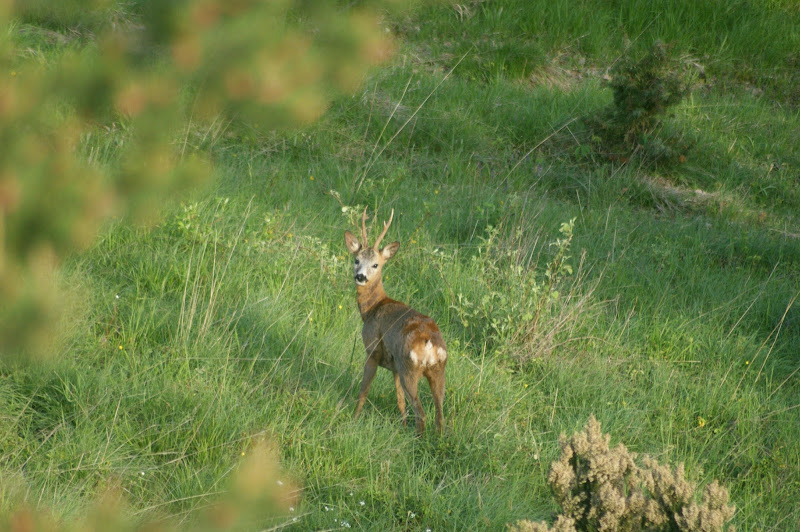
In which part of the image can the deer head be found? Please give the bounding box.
[344,208,399,286]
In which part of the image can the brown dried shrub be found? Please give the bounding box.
[511,416,735,532]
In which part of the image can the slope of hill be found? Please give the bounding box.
[2,1,799,529]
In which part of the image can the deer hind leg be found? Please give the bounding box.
[398,371,425,435]
[393,372,407,426]
[354,356,378,419]
[427,366,446,434]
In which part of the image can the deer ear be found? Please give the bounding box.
[381,241,400,260]
[344,231,361,254]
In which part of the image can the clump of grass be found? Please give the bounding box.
[511,415,736,532]
[586,41,692,166]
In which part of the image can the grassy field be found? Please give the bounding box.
[2,1,800,530]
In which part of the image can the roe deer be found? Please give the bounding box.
[345,209,447,435]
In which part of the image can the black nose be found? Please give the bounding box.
[355,274,367,283]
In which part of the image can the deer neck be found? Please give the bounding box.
[356,277,388,319]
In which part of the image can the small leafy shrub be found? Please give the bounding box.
[511,416,736,532]
[586,41,692,166]
[450,218,577,360]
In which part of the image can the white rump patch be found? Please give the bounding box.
[423,343,435,366]
[409,342,446,367]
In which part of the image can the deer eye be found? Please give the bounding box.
[372,264,378,268]
[354,259,360,265]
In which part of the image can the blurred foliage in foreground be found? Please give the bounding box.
[2,439,298,531]
[0,0,398,360]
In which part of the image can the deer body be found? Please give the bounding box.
[345,210,447,435]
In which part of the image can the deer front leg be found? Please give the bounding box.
[354,356,378,419]
[393,372,407,426]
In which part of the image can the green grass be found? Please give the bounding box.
[399,0,800,103]
[3,1,800,530]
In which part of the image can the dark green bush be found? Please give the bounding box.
[587,41,692,166]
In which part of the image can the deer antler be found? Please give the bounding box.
[360,207,369,247]
[373,209,394,250]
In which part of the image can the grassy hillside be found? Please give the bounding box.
[2,1,800,530]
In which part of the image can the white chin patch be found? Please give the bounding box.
[355,280,367,286]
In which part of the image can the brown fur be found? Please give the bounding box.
[345,211,447,435]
